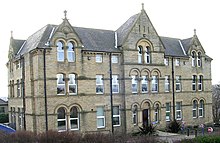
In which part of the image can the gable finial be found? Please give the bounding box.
[142,3,144,10]
[194,29,196,35]
[64,10,67,19]
[11,30,13,38]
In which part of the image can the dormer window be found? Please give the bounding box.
[137,40,152,64]
[138,46,143,64]
[197,52,202,67]
[56,40,76,62]
[57,41,64,62]
[145,46,150,64]
[192,51,196,67]
[67,42,75,62]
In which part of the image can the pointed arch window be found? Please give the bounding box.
[198,75,203,91]
[192,51,196,67]
[70,106,79,130]
[57,41,64,62]
[131,75,138,93]
[192,100,198,118]
[57,107,67,131]
[67,42,75,62]
[192,75,197,91]
[145,46,150,64]
[138,46,143,63]
[199,100,204,117]
[197,52,202,67]
[154,103,159,123]
[132,105,138,125]
[151,75,158,92]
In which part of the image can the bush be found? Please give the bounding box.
[133,123,157,136]
[167,120,181,133]
[179,135,220,143]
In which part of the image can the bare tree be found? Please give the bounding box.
[212,84,220,123]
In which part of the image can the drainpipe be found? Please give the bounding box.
[109,53,114,133]
[171,57,175,121]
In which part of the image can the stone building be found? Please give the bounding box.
[7,4,212,133]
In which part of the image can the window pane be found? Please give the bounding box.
[96,54,102,62]
[58,121,66,130]
[97,107,104,116]
[112,55,118,63]
[70,107,78,118]
[68,52,75,62]
[70,119,78,129]
[113,106,119,115]
[113,117,120,125]
[58,108,65,119]
[57,85,65,94]
[97,118,104,127]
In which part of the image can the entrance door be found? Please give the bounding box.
[142,109,149,127]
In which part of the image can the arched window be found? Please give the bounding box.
[141,75,148,93]
[151,75,158,92]
[138,46,143,64]
[57,107,67,131]
[154,103,159,123]
[131,75,138,93]
[192,75,197,91]
[199,100,204,117]
[192,100,198,118]
[198,75,203,91]
[70,106,79,130]
[69,74,77,95]
[132,105,138,125]
[145,46,150,64]
[197,52,202,67]
[67,42,75,62]
[57,74,65,95]
[57,41,64,62]
[191,51,196,67]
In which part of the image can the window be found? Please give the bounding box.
[112,55,118,63]
[57,74,65,95]
[138,46,143,63]
[67,42,75,62]
[164,58,169,66]
[96,75,104,94]
[141,75,148,93]
[176,76,181,92]
[17,79,20,97]
[0,107,5,113]
[199,100,204,117]
[57,107,67,131]
[70,107,79,130]
[175,58,180,66]
[18,108,24,130]
[113,106,120,126]
[192,100,198,118]
[112,75,119,93]
[192,51,196,67]
[96,54,102,63]
[197,52,202,67]
[131,75,138,93]
[166,103,171,121]
[145,46,150,64]
[165,76,170,92]
[69,74,77,95]
[97,107,105,128]
[154,104,159,123]
[57,41,64,62]
[198,75,203,91]
[192,75,197,91]
[176,102,182,120]
[16,61,20,69]
[151,76,158,92]
[132,105,138,125]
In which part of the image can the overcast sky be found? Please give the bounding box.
[0,0,219,97]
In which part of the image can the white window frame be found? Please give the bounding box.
[165,103,171,121]
[138,46,142,64]
[197,52,202,67]
[192,75,196,91]
[175,58,180,66]
[57,107,67,132]
[17,79,20,97]
[132,105,138,125]
[57,74,65,95]
[69,74,77,95]
[96,54,103,63]
[67,42,75,62]
[57,41,64,62]
[192,51,196,67]
[131,75,138,93]
[198,75,203,91]
[176,102,182,120]
[145,46,150,64]
[164,58,169,66]
[113,106,120,127]
[154,104,159,123]
[96,75,104,94]
[176,76,181,92]
[141,75,148,93]
[111,55,118,63]
[70,107,79,130]
[112,75,119,93]
[97,106,105,128]
[192,100,197,118]
[199,100,204,117]
[151,75,158,92]
[165,76,170,92]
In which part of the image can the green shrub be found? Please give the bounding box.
[133,123,157,136]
